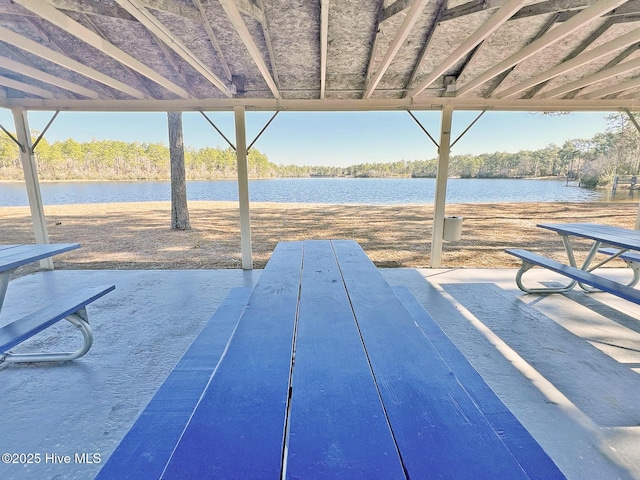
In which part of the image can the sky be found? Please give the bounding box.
[0,108,615,167]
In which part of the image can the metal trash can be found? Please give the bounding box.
[443,216,463,241]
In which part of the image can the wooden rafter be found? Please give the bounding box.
[440,0,508,22]
[0,26,146,99]
[0,75,55,99]
[113,0,232,98]
[410,0,526,98]
[578,73,640,98]
[563,43,640,97]
[494,26,640,98]
[456,0,630,96]
[192,0,233,82]
[320,0,330,99]
[381,0,413,22]
[484,13,560,98]
[0,55,100,99]
[364,0,431,99]
[80,13,156,99]
[364,1,386,96]
[218,0,280,99]
[521,17,612,98]
[13,0,192,99]
[542,56,640,98]
[403,0,447,98]
[255,0,281,91]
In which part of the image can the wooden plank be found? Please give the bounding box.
[95,287,252,480]
[285,240,405,479]
[331,240,537,479]
[0,243,80,273]
[506,249,640,304]
[161,242,303,478]
[0,284,114,351]
[393,286,565,480]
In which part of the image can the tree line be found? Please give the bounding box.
[0,113,638,186]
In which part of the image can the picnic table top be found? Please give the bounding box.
[538,223,640,251]
[0,243,80,274]
[97,239,565,480]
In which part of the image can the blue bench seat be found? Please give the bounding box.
[506,248,640,305]
[1,284,115,364]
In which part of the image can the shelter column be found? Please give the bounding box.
[430,105,453,268]
[12,108,53,270]
[234,106,252,269]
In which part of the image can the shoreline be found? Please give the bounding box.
[1,201,638,273]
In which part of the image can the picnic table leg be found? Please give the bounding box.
[0,270,11,314]
[1,308,94,364]
[515,260,577,293]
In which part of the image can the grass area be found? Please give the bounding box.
[1,201,637,275]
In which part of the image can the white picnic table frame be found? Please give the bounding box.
[516,223,640,294]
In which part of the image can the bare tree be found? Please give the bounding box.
[167,112,191,230]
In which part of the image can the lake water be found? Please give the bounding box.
[0,177,633,206]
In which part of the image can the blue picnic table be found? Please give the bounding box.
[0,243,114,364]
[97,240,565,479]
[507,223,640,304]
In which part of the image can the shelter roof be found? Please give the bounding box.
[1,0,640,112]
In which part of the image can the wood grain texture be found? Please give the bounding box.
[285,240,405,479]
[162,242,303,479]
[332,240,539,479]
[95,287,251,480]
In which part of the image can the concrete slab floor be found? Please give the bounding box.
[0,267,638,479]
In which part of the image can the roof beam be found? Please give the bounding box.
[0,55,101,99]
[562,43,640,97]
[0,26,146,99]
[217,0,280,99]
[578,74,640,98]
[541,56,640,98]
[364,0,431,99]
[521,17,612,98]
[2,96,637,112]
[13,0,191,99]
[255,0,281,92]
[320,0,330,99]
[113,0,232,97]
[381,0,412,22]
[455,0,630,96]
[0,76,55,99]
[410,0,526,98]
[192,0,233,82]
[49,0,136,21]
[511,0,594,20]
[440,0,508,22]
[485,13,560,98]
[494,26,640,98]
[403,0,448,98]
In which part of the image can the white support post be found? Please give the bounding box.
[430,105,453,268]
[12,108,53,270]
[234,106,253,269]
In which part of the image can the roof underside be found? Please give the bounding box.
[1,0,640,112]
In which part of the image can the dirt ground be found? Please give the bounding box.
[1,201,638,276]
